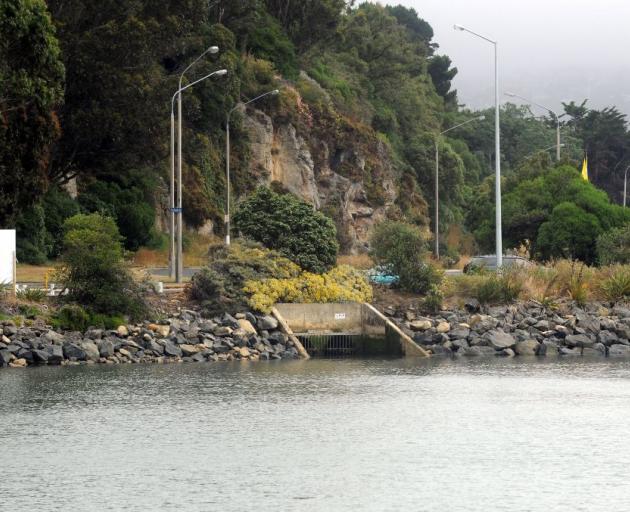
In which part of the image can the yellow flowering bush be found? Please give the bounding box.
[244,265,373,313]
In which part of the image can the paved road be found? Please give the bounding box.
[147,267,200,278]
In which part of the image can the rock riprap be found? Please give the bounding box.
[388,301,630,358]
[0,310,299,369]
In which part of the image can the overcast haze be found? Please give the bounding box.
[397,0,630,116]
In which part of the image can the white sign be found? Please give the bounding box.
[334,313,346,320]
[0,230,16,284]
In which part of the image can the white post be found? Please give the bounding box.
[434,138,439,260]
[169,109,176,279]
[556,117,561,162]
[624,167,629,208]
[176,92,183,283]
[225,115,231,245]
[494,41,503,269]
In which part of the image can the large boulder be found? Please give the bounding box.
[608,344,630,357]
[81,341,100,362]
[409,320,432,332]
[515,340,539,356]
[63,343,87,361]
[257,315,278,331]
[483,329,516,350]
[565,334,595,348]
[47,345,64,365]
[164,341,182,358]
[597,330,619,347]
[237,319,257,336]
[98,339,115,358]
[32,349,49,364]
[0,349,13,365]
[43,330,65,345]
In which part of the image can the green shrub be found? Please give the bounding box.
[599,266,630,302]
[597,224,630,265]
[51,304,125,331]
[475,272,522,304]
[369,221,442,294]
[16,288,47,302]
[233,187,339,273]
[16,204,49,264]
[58,213,148,320]
[189,242,301,314]
[18,304,40,319]
[423,284,443,314]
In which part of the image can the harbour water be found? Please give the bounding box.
[1,357,630,511]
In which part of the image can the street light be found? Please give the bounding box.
[624,166,630,208]
[225,89,280,245]
[505,91,561,161]
[170,46,219,281]
[434,115,485,259]
[454,24,503,268]
[170,66,227,283]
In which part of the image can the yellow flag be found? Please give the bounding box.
[581,156,589,181]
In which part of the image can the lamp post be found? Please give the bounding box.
[170,66,227,282]
[454,24,503,268]
[225,89,279,245]
[505,91,561,161]
[624,166,629,208]
[434,115,485,259]
[170,46,219,280]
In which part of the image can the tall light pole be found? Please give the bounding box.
[624,166,629,208]
[454,24,502,267]
[505,91,561,161]
[170,46,219,280]
[434,115,485,259]
[170,66,227,283]
[225,89,279,245]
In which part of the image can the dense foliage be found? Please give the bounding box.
[369,221,442,294]
[233,187,338,273]
[189,242,300,314]
[4,0,630,271]
[58,213,147,319]
[244,265,373,313]
[0,0,65,226]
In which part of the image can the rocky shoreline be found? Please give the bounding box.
[0,310,300,369]
[386,300,630,358]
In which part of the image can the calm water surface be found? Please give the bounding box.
[1,357,630,512]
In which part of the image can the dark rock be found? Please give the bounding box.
[43,330,65,345]
[541,340,560,355]
[559,347,581,356]
[47,345,64,365]
[432,333,450,345]
[245,312,257,325]
[597,330,619,346]
[32,349,49,363]
[599,317,617,331]
[6,344,21,355]
[615,326,630,340]
[2,325,17,337]
[462,346,482,357]
[593,343,607,355]
[497,348,515,357]
[164,341,182,358]
[451,339,469,351]
[145,339,164,355]
[464,299,481,313]
[268,331,287,344]
[191,352,206,362]
[98,339,115,358]
[63,343,87,361]
[0,349,13,365]
[18,348,34,363]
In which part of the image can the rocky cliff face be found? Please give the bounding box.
[240,93,400,254]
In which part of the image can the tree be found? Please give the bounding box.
[59,213,147,319]
[428,55,458,107]
[233,187,339,273]
[536,202,602,263]
[369,221,441,294]
[0,0,65,226]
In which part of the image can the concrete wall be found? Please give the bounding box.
[275,303,364,333]
[0,230,16,285]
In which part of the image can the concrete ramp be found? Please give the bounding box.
[274,303,429,358]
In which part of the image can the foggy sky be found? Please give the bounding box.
[397,0,630,116]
